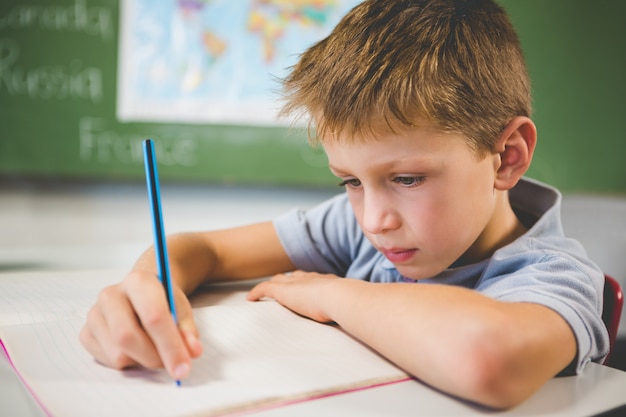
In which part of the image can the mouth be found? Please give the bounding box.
[380,248,418,263]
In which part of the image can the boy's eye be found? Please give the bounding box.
[338,178,362,188]
[393,176,424,187]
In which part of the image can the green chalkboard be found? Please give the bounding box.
[500,0,626,194]
[1,0,625,192]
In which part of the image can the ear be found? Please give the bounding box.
[492,116,537,191]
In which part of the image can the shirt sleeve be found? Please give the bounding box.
[476,247,610,374]
[272,193,365,276]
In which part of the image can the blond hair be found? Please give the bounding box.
[280,0,531,154]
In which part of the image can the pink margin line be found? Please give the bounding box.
[0,338,54,417]
[224,376,414,417]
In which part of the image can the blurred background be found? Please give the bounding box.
[1,0,625,369]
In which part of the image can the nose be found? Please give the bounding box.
[361,190,400,234]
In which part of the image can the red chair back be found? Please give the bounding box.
[603,274,624,365]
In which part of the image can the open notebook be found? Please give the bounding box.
[0,270,409,417]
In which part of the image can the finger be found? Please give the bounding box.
[80,308,135,369]
[181,329,203,358]
[81,290,151,370]
[246,280,275,302]
[100,284,164,369]
[125,275,192,380]
[246,272,305,302]
[174,291,203,358]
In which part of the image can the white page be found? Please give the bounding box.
[1,301,408,417]
[0,270,123,326]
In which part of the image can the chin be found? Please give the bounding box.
[395,267,435,281]
[394,260,450,281]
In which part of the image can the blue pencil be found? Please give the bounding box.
[142,139,181,387]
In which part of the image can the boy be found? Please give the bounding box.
[80,0,609,409]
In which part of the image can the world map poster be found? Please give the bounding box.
[116,0,362,126]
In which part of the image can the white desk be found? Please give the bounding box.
[250,363,626,417]
[1,272,626,417]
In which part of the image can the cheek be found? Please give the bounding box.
[346,192,361,216]
[414,180,495,247]
[346,194,369,235]
[442,178,497,243]
[413,196,460,243]
[446,157,497,217]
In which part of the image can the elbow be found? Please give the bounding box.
[459,353,531,409]
[452,326,539,409]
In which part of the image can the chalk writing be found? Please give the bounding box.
[0,39,103,102]
[79,117,198,167]
[0,0,113,42]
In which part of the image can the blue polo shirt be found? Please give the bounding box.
[273,177,609,374]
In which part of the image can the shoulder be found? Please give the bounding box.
[272,193,368,274]
[273,192,359,240]
[491,178,600,281]
[481,177,604,300]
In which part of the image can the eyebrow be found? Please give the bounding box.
[328,164,347,175]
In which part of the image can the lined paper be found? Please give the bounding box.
[0,271,408,417]
[0,270,121,326]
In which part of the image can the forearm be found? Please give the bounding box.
[133,221,294,295]
[320,279,576,408]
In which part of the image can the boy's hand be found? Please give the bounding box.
[79,270,203,381]
[247,270,339,323]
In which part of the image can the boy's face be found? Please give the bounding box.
[323,125,503,280]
